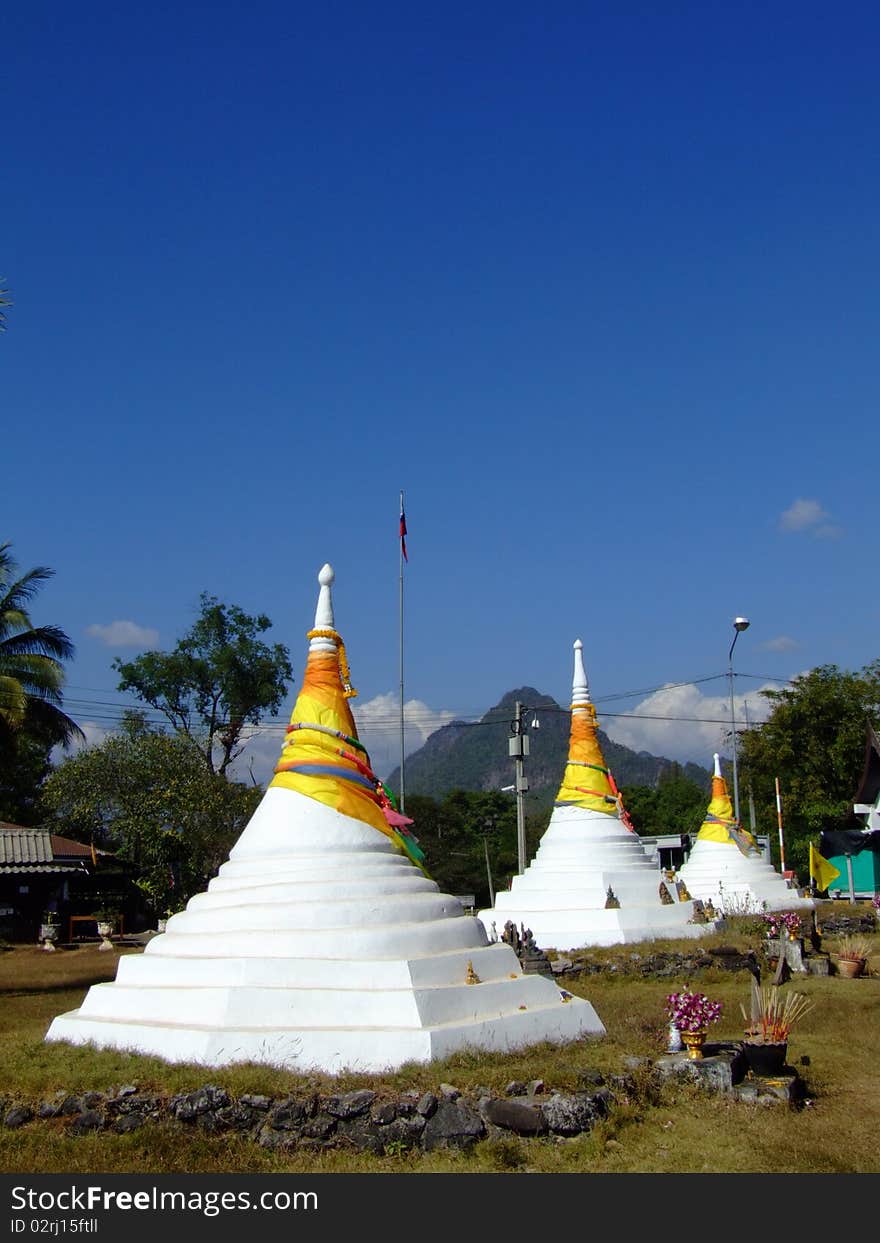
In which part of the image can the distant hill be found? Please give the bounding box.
[386,686,711,808]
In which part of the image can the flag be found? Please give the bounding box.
[810,842,840,892]
[399,499,408,562]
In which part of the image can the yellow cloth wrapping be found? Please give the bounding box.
[270,649,389,835]
[554,705,618,816]
[696,774,758,850]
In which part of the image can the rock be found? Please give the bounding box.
[81,1091,106,1109]
[113,1114,144,1134]
[115,1085,138,1098]
[240,1094,272,1111]
[551,958,573,974]
[527,1079,544,1096]
[505,1081,527,1097]
[375,1115,425,1149]
[326,1089,376,1119]
[438,1083,461,1100]
[541,1092,606,1137]
[59,1095,83,1116]
[482,1098,549,1136]
[216,1103,265,1132]
[68,1109,104,1134]
[416,1091,437,1118]
[370,1101,398,1125]
[421,1099,485,1151]
[266,1098,310,1131]
[4,1105,33,1129]
[335,1116,383,1153]
[301,1114,337,1141]
[170,1085,230,1121]
[577,1069,606,1088]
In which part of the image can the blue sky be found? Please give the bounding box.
[5,2,879,782]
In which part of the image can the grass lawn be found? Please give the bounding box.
[0,917,878,1174]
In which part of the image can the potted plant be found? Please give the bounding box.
[665,988,723,1059]
[739,979,814,1076]
[762,911,802,941]
[39,911,60,952]
[835,934,871,979]
[94,905,119,951]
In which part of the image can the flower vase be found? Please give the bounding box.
[667,1021,684,1053]
[39,924,59,953]
[96,921,115,952]
[681,1030,707,1060]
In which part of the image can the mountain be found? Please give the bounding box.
[385,686,711,808]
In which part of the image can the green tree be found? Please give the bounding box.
[739,662,880,876]
[0,725,56,825]
[114,593,293,775]
[42,712,262,915]
[622,764,708,837]
[406,790,522,906]
[0,542,83,751]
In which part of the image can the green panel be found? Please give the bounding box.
[827,851,880,896]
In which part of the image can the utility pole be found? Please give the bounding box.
[509,701,529,875]
[744,699,757,834]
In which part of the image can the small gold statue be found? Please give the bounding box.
[465,960,481,985]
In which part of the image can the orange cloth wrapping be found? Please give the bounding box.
[270,650,389,834]
[554,704,618,816]
[696,773,758,851]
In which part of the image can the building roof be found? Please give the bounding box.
[0,824,95,870]
[853,722,880,808]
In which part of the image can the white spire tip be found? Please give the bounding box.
[318,563,335,587]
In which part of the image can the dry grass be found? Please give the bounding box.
[0,924,879,1174]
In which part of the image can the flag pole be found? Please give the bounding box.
[399,489,405,813]
[774,776,786,874]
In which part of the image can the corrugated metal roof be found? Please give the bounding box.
[0,830,53,864]
[0,863,88,874]
[0,826,97,864]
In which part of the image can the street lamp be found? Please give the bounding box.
[728,617,750,824]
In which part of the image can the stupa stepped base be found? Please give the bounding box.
[46,942,604,1073]
[478,902,713,950]
[678,842,815,914]
[501,871,685,908]
[45,1002,602,1075]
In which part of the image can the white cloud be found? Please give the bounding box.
[51,720,109,765]
[779,498,828,531]
[778,498,841,538]
[601,681,777,766]
[354,693,457,781]
[227,693,457,787]
[760,635,798,653]
[86,620,160,648]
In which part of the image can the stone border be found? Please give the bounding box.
[1,1077,621,1152]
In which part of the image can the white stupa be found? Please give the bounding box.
[677,754,814,915]
[46,565,604,1072]
[477,640,713,949]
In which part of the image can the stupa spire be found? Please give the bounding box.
[554,639,619,817]
[270,565,422,867]
[694,753,757,854]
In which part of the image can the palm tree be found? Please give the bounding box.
[0,542,84,748]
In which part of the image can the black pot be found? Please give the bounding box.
[741,1041,788,1076]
